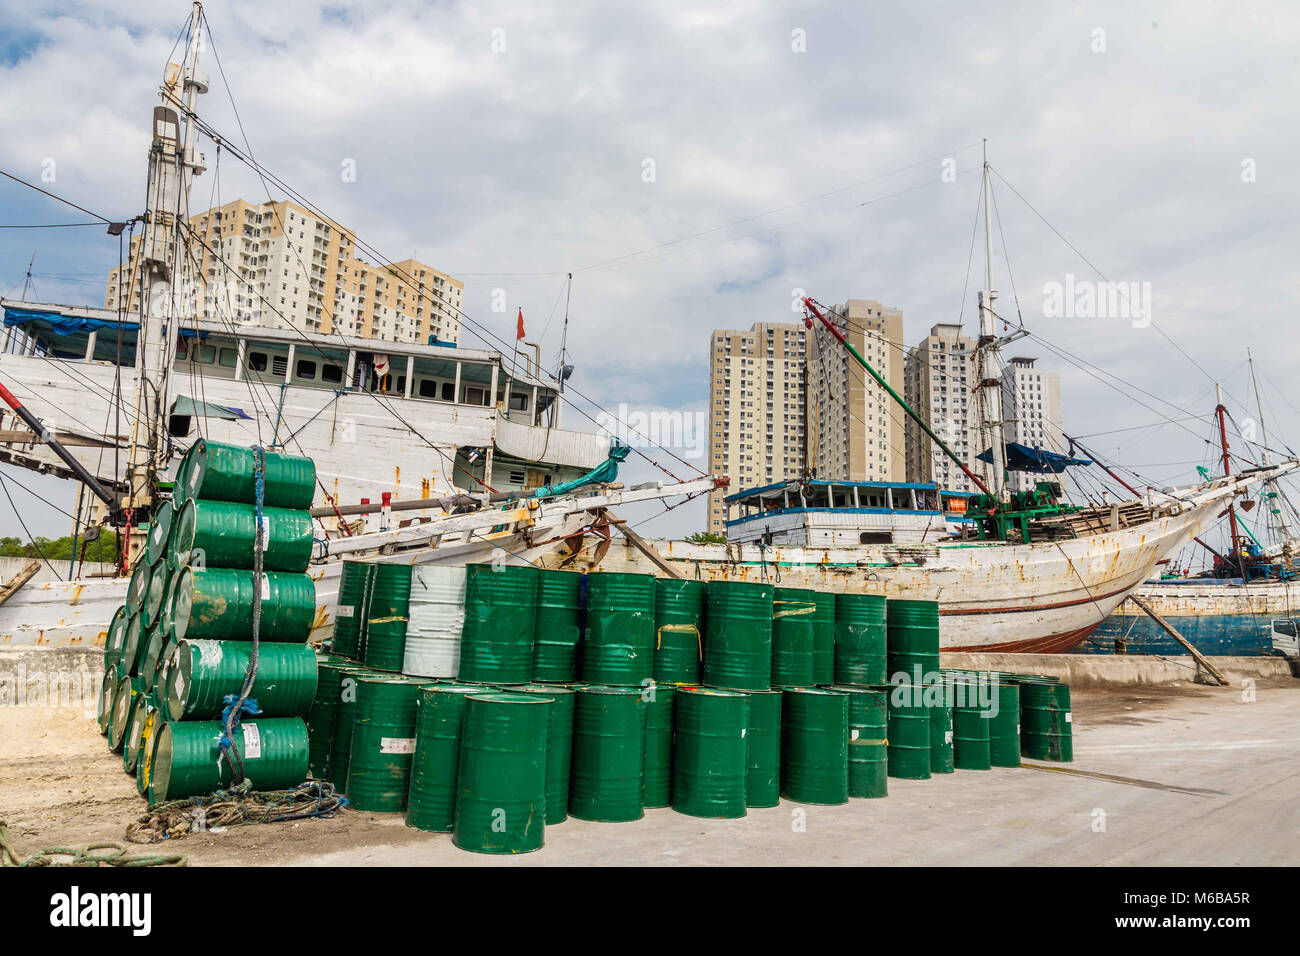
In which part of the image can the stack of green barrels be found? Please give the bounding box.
[98,439,319,805]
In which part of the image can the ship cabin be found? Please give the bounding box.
[724,478,974,546]
[0,299,563,430]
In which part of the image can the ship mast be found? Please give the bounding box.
[1247,349,1295,547]
[126,0,207,515]
[976,139,1007,500]
[1214,382,1249,579]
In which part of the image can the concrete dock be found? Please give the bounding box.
[1,647,1294,866]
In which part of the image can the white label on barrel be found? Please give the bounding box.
[850,729,860,740]
[243,723,262,759]
[381,737,416,754]
[258,518,271,551]
[945,731,953,744]
[1016,724,1020,733]
[174,668,185,700]
[1065,713,1072,723]
[261,573,271,600]
[739,728,747,739]
[336,605,354,618]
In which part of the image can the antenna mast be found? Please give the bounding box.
[1248,348,1294,546]
[976,139,1006,501]
[127,1,207,514]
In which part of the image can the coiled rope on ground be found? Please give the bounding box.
[124,780,348,845]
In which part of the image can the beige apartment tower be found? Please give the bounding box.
[706,322,808,534]
[903,322,981,493]
[806,299,905,484]
[105,198,463,347]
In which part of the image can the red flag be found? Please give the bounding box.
[516,308,525,340]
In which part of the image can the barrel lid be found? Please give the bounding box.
[170,567,196,643]
[172,497,197,555]
[164,642,195,721]
[783,686,847,696]
[507,682,576,696]
[679,686,747,698]
[425,683,496,695]
[577,684,643,696]
[150,723,177,802]
[184,439,210,500]
[466,691,551,704]
[145,500,173,566]
[120,612,145,675]
[143,560,167,626]
[104,606,127,665]
[127,560,149,613]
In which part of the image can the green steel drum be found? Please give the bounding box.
[989,682,1021,767]
[332,560,370,659]
[511,683,577,823]
[362,562,412,672]
[326,666,374,789]
[951,680,992,770]
[166,639,318,721]
[1019,681,1073,762]
[771,587,817,688]
[144,557,168,627]
[453,693,550,854]
[120,612,146,677]
[107,678,135,752]
[653,578,706,685]
[122,694,149,773]
[135,708,160,796]
[347,676,426,812]
[165,544,188,580]
[144,500,173,566]
[532,570,583,682]
[887,599,941,683]
[126,560,150,615]
[569,685,646,822]
[104,605,127,668]
[170,566,315,644]
[406,684,492,832]
[150,717,309,801]
[811,591,836,685]
[640,682,676,809]
[928,695,954,774]
[781,687,849,805]
[179,439,317,511]
[671,686,749,819]
[886,685,931,779]
[743,688,783,807]
[139,625,168,692]
[305,660,351,779]
[96,667,115,735]
[582,572,656,686]
[703,580,774,691]
[832,685,889,798]
[171,497,314,573]
[457,563,539,684]
[834,592,887,686]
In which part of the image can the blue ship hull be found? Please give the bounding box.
[1083,612,1275,657]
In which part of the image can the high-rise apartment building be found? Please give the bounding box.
[1001,356,1064,494]
[706,322,808,534]
[903,323,981,492]
[806,299,905,483]
[105,198,463,347]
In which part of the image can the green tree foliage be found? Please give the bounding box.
[685,530,727,545]
[0,528,121,565]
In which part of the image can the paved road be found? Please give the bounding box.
[273,681,1299,867]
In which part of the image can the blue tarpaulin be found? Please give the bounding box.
[3,306,137,336]
[977,442,1092,473]
[531,441,631,498]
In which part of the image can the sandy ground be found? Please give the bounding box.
[1,679,1296,866]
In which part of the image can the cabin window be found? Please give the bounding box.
[465,386,488,405]
[396,376,406,393]
[321,363,343,384]
[247,351,268,372]
[441,382,455,402]
[859,532,893,544]
[296,359,316,380]
[196,344,216,364]
[418,379,438,399]
[509,393,529,412]
[1275,620,1297,637]
[218,348,237,368]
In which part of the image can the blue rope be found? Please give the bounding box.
[216,695,262,751]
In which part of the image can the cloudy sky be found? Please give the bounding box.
[2,0,1298,550]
